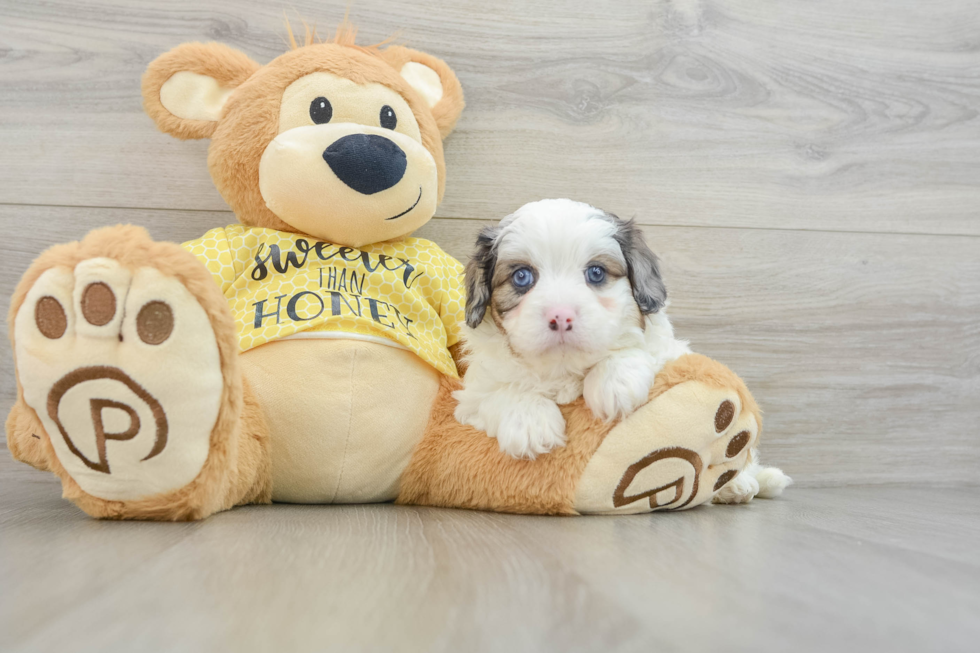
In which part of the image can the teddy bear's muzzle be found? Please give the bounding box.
[258,123,438,247]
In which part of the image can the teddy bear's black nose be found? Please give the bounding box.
[322,134,407,195]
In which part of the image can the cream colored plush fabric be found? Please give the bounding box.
[400,62,443,107]
[574,380,758,514]
[277,72,424,141]
[241,338,440,503]
[159,71,234,122]
[14,261,223,502]
[257,122,438,248]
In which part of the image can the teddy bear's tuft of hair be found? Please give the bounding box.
[283,15,399,52]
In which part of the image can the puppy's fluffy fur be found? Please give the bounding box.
[454,199,690,458]
[454,199,791,502]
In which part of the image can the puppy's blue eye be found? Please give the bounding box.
[511,267,534,288]
[586,265,606,285]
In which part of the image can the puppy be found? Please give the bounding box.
[453,198,691,459]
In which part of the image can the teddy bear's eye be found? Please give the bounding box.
[380,105,397,130]
[310,97,333,124]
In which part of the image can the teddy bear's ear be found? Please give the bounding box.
[380,46,465,139]
[142,42,261,140]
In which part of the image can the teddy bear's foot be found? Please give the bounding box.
[9,226,267,520]
[574,361,760,514]
[14,257,223,501]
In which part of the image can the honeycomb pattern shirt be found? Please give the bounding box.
[183,226,466,378]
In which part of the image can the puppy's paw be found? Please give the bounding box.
[755,466,793,499]
[453,392,486,432]
[712,471,760,504]
[584,351,656,422]
[554,379,584,405]
[494,397,566,460]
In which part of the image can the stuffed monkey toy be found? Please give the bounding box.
[6,27,767,520]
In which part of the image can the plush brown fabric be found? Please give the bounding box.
[8,27,764,521]
[447,342,467,377]
[397,374,610,514]
[6,226,270,520]
[397,353,760,515]
[141,42,261,140]
[9,30,466,520]
[5,391,50,471]
[379,45,466,139]
[142,40,463,237]
[208,44,449,235]
[655,352,761,427]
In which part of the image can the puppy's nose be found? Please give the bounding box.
[548,307,576,332]
[323,134,407,195]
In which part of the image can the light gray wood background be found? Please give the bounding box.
[2,0,978,485]
[1,1,978,651]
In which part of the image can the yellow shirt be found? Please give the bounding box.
[183,226,465,378]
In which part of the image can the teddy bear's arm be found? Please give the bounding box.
[426,246,468,376]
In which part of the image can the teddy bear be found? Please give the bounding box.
[5,26,770,520]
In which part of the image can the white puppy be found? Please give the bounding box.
[454,198,689,458]
[453,199,791,503]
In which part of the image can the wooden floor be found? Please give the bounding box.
[1,0,979,650]
[2,455,979,652]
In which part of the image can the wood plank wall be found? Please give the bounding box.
[1,0,978,486]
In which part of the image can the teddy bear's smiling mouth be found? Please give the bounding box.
[385,187,423,221]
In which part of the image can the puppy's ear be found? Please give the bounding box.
[464,226,499,328]
[609,214,667,314]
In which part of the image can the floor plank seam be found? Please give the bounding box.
[1,202,979,239]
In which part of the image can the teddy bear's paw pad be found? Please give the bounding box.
[700,395,761,503]
[573,380,759,515]
[14,259,224,501]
